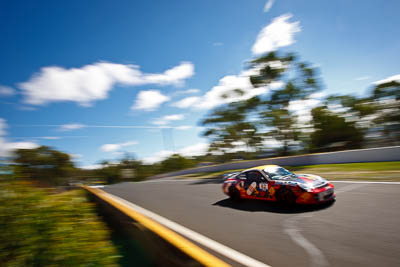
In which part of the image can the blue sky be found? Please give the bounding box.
[0,0,399,167]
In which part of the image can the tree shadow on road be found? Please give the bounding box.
[212,198,335,214]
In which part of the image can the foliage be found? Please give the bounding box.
[202,51,322,155]
[88,153,197,182]
[310,106,364,151]
[95,161,124,185]
[159,154,196,173]
[200,48,400,158]
[201,99,263,156]
[13,146,75,186]
[0,181,119,266]
[372,81,400,143]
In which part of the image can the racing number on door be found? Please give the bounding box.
[259,183,268,191]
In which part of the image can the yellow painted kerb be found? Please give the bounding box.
[83,186,231,267]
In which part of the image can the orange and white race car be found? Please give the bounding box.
[222,165,335,204]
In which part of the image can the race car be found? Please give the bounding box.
[222,165,335,204]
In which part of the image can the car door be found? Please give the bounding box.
[243,170,266,197]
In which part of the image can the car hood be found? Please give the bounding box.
[274,173,327,188]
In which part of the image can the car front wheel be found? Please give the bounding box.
[276,188,296,205]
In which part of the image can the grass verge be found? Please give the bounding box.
[0,180,120,266]
[174,161,400,182]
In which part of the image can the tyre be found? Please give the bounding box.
[276,188,296,205]
[229,186,241,202]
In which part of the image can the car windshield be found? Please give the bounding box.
[262,166,295,180]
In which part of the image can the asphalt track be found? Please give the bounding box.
[103,179,400,267]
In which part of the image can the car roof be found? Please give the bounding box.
[243,164,279,172]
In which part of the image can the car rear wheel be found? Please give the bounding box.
[229,186,241,202]
[276,188,296,205]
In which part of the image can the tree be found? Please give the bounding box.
[201,98,263,158]
[159,154,196,173]
[201,51,322,156]
[310,106,364,151]
[372,80,400,144]
[95,161,122,184]
[13,146,75,186]
[249,52,321,154]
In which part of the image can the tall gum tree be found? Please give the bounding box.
[201,51,322,156]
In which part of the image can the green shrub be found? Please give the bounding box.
[0,181,120,266]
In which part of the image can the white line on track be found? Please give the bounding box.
[102,190,270,267]
[283,215,328,267]
[138,179,400,185]
[282,182,371,267]
[137,178,205,183]
[331,180,400,185]
[335,183,367,194]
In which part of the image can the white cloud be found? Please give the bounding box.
[252,13,301,55]
[263,0,275,12]
[355,76,371,81]
[142,142,209,164]
[172,63,284,110]
[70,153,82,159]
[100,141,138,152]
[174,88,200,95]
[372,74,400,85]
[288,95,323,124]
[17,106,37,111]
[18,61,194,106]
[41,136,61,140]
[201,73,277,109]
[3,141,38,151]
[179,143,209,157]
[132,90,170,111]
[171,96,201,108]
[81,164,102,170]
[59,123,86,131]
[0,118,39,157]
[213,42,224,46]
[0,86,15,96]
[175,125,193,131]
[185,89,200,94]
[175,70,283,110]
[197,74,255,109]
[262,138,281,148]
[142,150,174,164]
[143,62,194,86]
[309,92,327,99]
[153,114,184,125]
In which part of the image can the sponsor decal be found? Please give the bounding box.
[268,186,275,197]
[298,192,313,202]
[246,182,257,195]
[275,181,297,186]
[259,183,268,191]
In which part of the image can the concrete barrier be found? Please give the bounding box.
[151,146,400,179]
